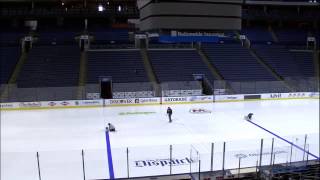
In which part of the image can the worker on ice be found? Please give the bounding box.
[246,113,253,121]
[106,123,116,132]
[167,107,173,123]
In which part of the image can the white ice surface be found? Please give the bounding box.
[1,99,319,179]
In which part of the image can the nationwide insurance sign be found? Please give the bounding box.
[158,31,222,43]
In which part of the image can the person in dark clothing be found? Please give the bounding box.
[167,107,173,123]
[247,113,253,120]
[107,123,116,132]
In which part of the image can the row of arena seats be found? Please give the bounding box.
[1,27,318,46]
[241,26,319,44]
[17,46,80,88]
[0,46,21,84]
[36,29,130,45]
[148,50,215,84]
[1,43,316,91]
[241,27,274,42]
[252,44,315,77]
[262,163,320,180]
[87,50,148,84]
[0,29,130,46]
[202,43,276,81]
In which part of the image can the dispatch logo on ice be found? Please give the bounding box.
[135,157,195,167]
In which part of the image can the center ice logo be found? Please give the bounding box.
[135,157,195,167]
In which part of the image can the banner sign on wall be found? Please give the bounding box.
[0,92,318,110]
[106,98,160,106]
[188,96,213,102]
[163,97,188,103]
[215,95,244,101]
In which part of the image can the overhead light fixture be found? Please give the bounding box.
[98,4,104,12]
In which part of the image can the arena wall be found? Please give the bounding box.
[0,92,318,111]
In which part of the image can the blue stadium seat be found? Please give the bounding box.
[148,50,215,83]
[202,43,276,81]
[0,46,21,84]
[90,29,129,44]
[252,44,313,77]
[241,27,274,42]
[87,50,148,83]
[275,29,308,44]
[17,45,80,88]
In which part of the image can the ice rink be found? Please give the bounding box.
[1,99,319,179]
